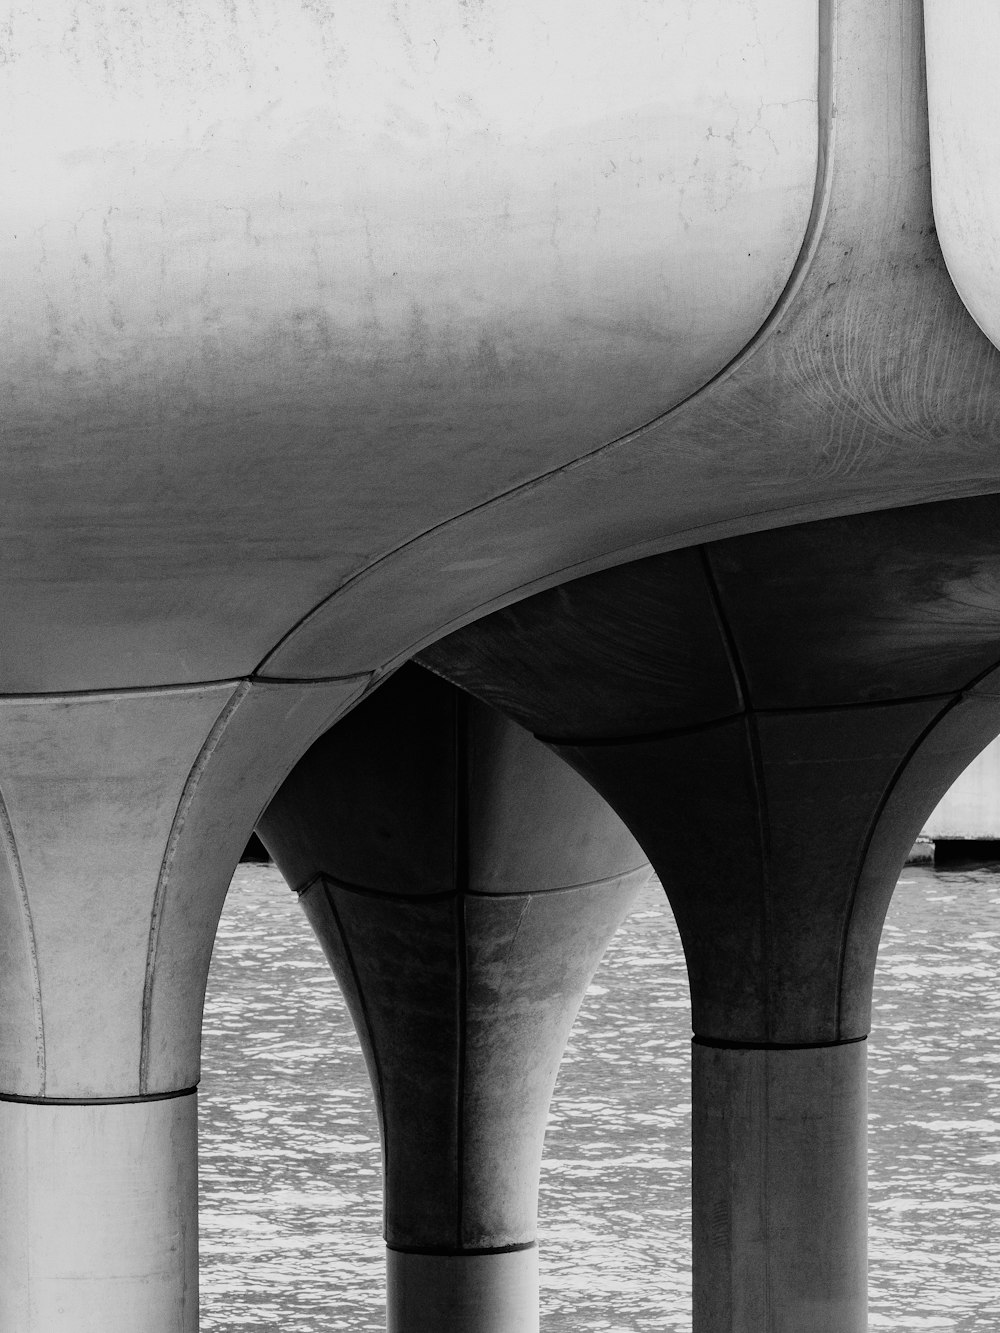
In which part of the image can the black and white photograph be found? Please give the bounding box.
[1,3,999,1329]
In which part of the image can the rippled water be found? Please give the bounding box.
[199,862,1000,1330]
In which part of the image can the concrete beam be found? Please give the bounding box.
[2,4,999,693]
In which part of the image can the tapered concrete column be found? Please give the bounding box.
[260,664,651,1332]
[0,677,366,1331]
[692,1041,867,1333]
[420,493,1000,1330]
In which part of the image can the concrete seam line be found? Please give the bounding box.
[139,679,252,1093]
[0,783,45,1095]
[535,691,960,749]
[495,896,533,1008]
[836,650,1000,1034]
[298,872,458,903]
[833,691,962,1036]
[744,710,774,1043]
[385,1240,538,1257]
[249,670,376,687]
[322,880,391,1228]
[465,867,652,897]
[699,548,775,1042]
[698,548,748,715]
[0,1084,199,1105]
[692,1035,868,1051]
[536,709,746,749]
[0,679,242,702]
[454,689,471,1251]
[300,867,653,903]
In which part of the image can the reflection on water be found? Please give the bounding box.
[200,863,1000,1330]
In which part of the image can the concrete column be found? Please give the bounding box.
[259,664,651,1332]
[0,677,365,1331]
[0,1093,198,1333]
[418,496,1000,1330]
[386,1249,539,1333]
[692,1041,867,1333]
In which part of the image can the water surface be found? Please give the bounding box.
[199,863,1000,1330]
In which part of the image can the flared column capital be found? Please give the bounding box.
[0,676,366,1099]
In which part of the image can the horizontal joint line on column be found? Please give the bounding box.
[0,1084,198,1106]
[296,873,457,903]
[250,670,374,686]
[535,710,745,749]
[753,691,955,716]
[692,1035,867,1051]
[535,690,964,750]
[386,1240,537,1257]
[298,871,651,902]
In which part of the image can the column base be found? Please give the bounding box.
[0,1092,198,1332]
[386,1245,539,1333]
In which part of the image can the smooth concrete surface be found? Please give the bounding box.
[0,1093,198,1333]
[692,1042,867,1333]
[386,1248,539,1333]
[260,665,650,1325]
[925,0,1000,347]
[0,4,996,690]
[265,0,1000,681]
[0,1,816,690]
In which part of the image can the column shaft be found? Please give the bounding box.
[0,1093,198,1333]
[692,1042,867,1333]
[387,1249,539,1333]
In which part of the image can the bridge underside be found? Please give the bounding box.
[4,0,1000,1329]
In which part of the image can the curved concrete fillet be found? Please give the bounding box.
[0,674,369,1101]
[139,679,253,1090]
[0,685,240,1099]
[140,674,371,1094]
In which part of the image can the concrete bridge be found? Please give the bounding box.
[3,2,1000,1328]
